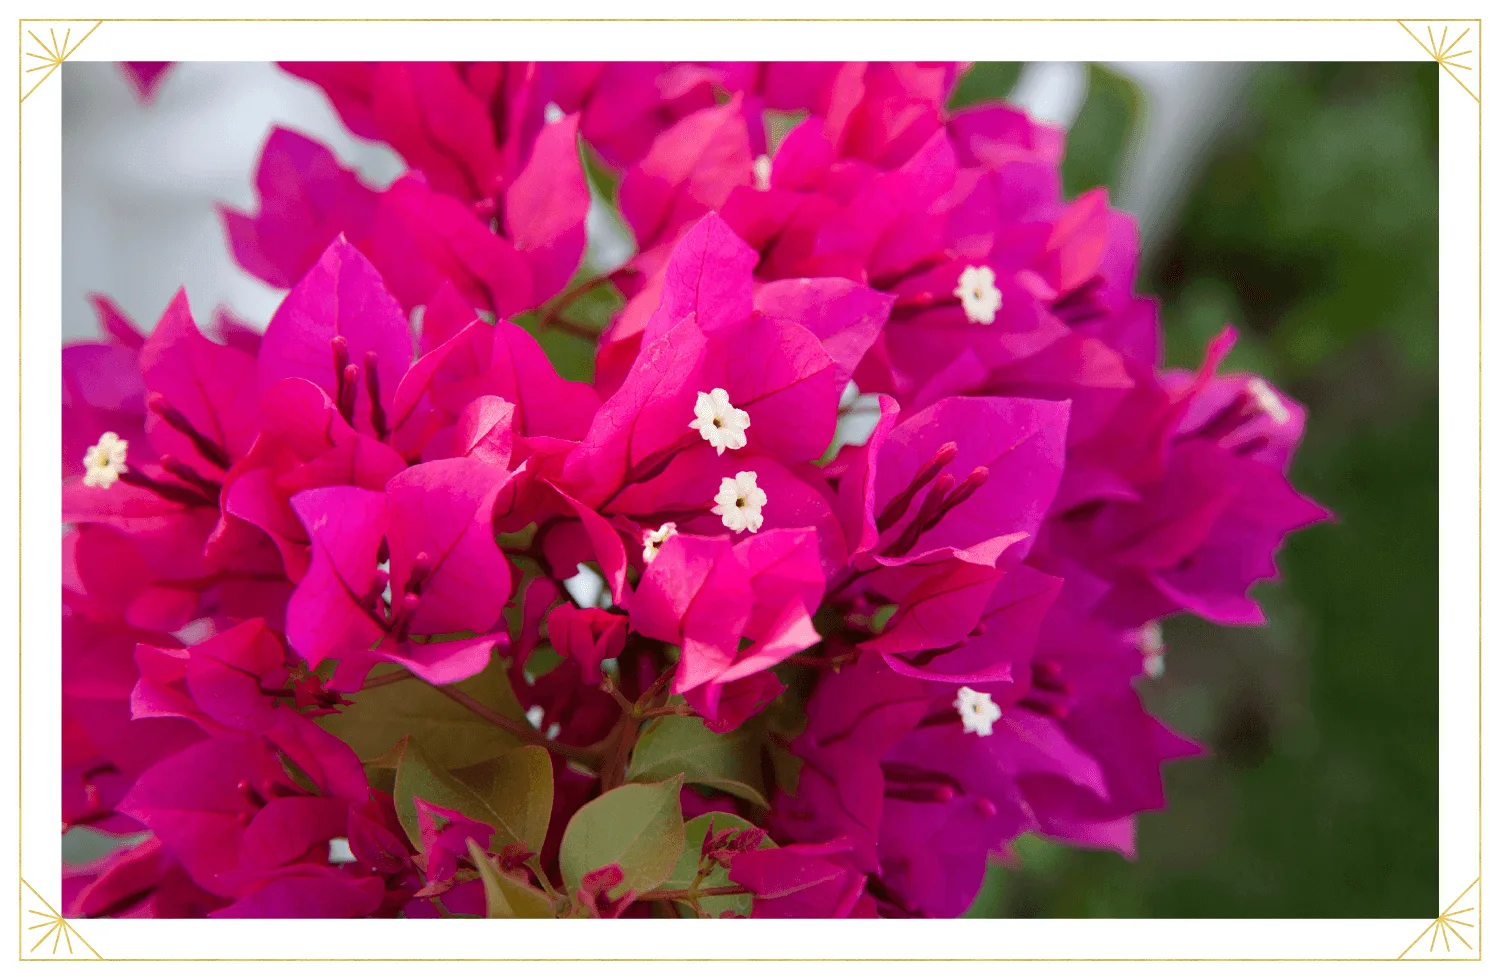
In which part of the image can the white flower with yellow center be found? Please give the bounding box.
[954,265,1003,325]
[641,522,679,563]
[82,431,129,489]
[954,686,1002,736]
[752,154,773,191]
[1246,377,1291,425]
[712,471,767,534]
[689,387,750,455]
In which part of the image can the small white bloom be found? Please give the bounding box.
[1139,621,1166,679]
[954,686,1002,737]
[525,705,545,729]
[82,431,129,489]
[1246,377,1291,425]
[712,471,767,534]
[327,837,357,865]
[642,522,679,563]
[543,102,565,124]
[752,154,773,191]
[688,387,751,454]
[954,265,1003,325]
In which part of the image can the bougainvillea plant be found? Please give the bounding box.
[61,61,1327,919]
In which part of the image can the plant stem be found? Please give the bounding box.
[636,884,749,902]
[434,685,604,766]
[361,668,416,689]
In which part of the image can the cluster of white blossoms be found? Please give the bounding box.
[82,431,130,489]
[641,522,679,563]
[954,686,1003,737]
[688,388,767,535]
[954,265,1003,325]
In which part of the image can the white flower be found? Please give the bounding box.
[543,102,565,124]
[954,265,1003,325]
[752,154,773,191]
[1139,621,1166,679]
[712,471,767,534]
[641,522,679,563]
[82,431,129,489]
[954,686,1002,737]
[1246,377,1291,425]
[688,387,751,454]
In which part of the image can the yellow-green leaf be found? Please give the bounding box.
[466,840,556,919]
[319,659,528,771]
[660,811,776,918]
[627,715,769,808]
[452,745,553,854]
[391,738,552,855]
[559,776,685,897]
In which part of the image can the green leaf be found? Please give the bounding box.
[627,714,770,808]
[660,811,776,918]
[318,658,528,771]
[559,776,685,896]
[391,738,552,855]
[949,62,1024,111]
[466,840,556,919]
[1062,64,1142,199]
[451,745,554,854]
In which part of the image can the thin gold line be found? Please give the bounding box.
[8,15,1488,960]
[16,13,24,964]
[10,15,1490,21]
[19,20,98,103]
[19,881,101,959]
[28,924,56,955]
[1443,26,1471,56]
[1398,20,1481,102]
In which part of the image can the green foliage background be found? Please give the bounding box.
[957,63,1440,918]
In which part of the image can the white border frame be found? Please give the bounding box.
[0,0,1487,964]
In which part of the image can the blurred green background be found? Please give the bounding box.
[958,63,1439,918]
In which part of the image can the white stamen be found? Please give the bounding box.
[954,266,1003,325]
[1246,378,1291,425]
[954,686,1002,737]
[642,522,679,563]
[752,154,773,191]
[525,705,545,729]
[543,102,565,124]
[712,471,767,534]
[82,431,129,489]
[1139,621,1166,679]
[689,387,751,455]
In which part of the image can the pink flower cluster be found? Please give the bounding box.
[62,61,1327,920]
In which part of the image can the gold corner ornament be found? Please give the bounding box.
[1398,877,1479,960]
[1398,20,1479,103]
[20,878,102,959]
[20,21,102,104]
